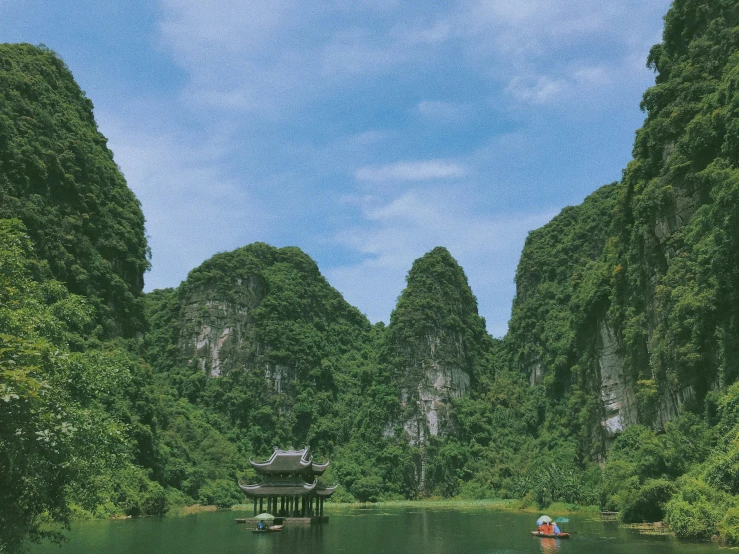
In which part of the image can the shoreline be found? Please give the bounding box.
[229,498,602,516]
[77,499,677,539]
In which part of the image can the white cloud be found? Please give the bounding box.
[505,75,567,105]
[460,0,670,106]
[355,160,469,183]
[97,112,269,291]
[156,0,670,115]
[326,187,555,336]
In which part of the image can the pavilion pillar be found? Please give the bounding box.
[259,498,263,513]
[253,498,257,517]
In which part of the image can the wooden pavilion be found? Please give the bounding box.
[239,447,337,519]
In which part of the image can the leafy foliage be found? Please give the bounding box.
[0,44,149,337]
[0,219,148,550]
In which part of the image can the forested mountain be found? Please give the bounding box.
[0,45,160,552]
[145,243,372,451]
[0,44,149,337]
[5,0,739,550]
[506,0,739,539]
[509,0,739,448]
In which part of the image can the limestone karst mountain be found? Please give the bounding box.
[144,242,373,448]
[381,247,492,445]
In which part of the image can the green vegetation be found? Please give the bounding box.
[5,0,739,549]
[0,44,149,338]
[0,219,162,550]
[503,0,739,542]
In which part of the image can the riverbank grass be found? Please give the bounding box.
[230,498,600,516]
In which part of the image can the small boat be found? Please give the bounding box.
[253,525,283,533]
[531,531,569,538]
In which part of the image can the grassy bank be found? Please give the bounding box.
[229,498,601,516]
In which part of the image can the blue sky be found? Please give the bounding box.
[1,0,672,336]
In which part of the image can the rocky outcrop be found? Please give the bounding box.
[596,320,636,437]
[178,276,263,377]
[397,331,471,444]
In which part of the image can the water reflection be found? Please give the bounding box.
[539,537,560,553]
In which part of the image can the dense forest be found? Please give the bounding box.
[3,0,739,551]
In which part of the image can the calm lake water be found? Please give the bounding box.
[30,506,722,554]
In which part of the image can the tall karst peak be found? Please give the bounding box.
[385,246,491,445]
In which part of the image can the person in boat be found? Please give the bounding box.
[552,522,561,534]
[257,520,265,531]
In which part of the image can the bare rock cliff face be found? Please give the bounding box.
[178,276,263,378]
[396,331,471,444]
[596,319,636,437]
